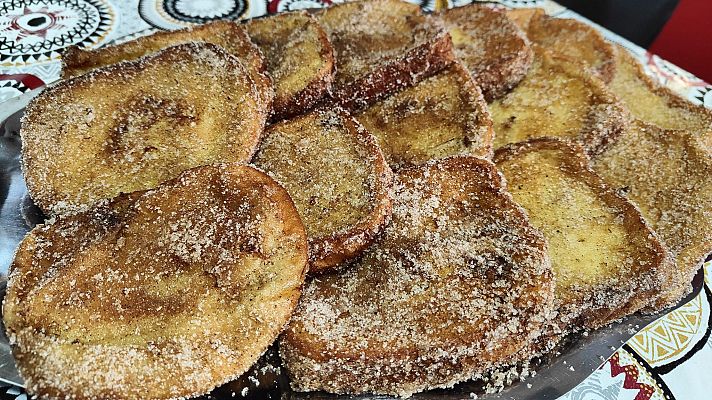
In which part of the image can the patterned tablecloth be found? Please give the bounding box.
[0,0,710,399]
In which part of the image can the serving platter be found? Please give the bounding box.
[0,89,705,399]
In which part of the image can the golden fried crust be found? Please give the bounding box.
[22,43,268,215]
[518,10,616,84]
[252,107,393,273]
[355,62,494,169]
[440,4,533,101]
[494,138,674,330]
[593,120,711,306]
[317,0,455,110]
[505,7,545,31]
[61,20,273,110]
[281,156,555,397]
[246,11,335,121]
[3,163,308,400]
[489,46,629,156]
[609,45,712,135]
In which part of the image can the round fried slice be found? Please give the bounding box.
[355,62,494,169]
[3,163,308,400]
[593,120,712,306]
[246,11,335,121]
[22,42,268,215]
[281,156,555,397]
[440,4,533,101]
[252,107,393,273]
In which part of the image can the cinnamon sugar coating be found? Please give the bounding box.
[4,163,308,400]
[281,156,554,397]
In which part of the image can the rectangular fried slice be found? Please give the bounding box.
[489,46,628,156]
[246,11,335,121]
[592,120,711,305]
[317,0,455,110]
[494,138,673,330]
[609,45,712,135]
[354,62,493,169]
[510,9,616,83]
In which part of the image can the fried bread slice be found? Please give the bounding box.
[509,9,616,83]
[3,163,308,400]
[355,62,494,169]
[246,11,335,121]
[494,138,673,330]
[440,4,533,101]
[489,46,628,156]
[281,156,555,397]
[609,46,712,135]
[317,0,455,110]
[593,120,712,305]
[22,43,268,215]
[252,107,393,273]
[61,20,273,109]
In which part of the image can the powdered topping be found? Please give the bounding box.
[356,63,493,168]
[3,163,307,399]
[253,107,392,271]
[441,4,533,101]
[318,0,455,109]
[282,156,554,397]
[61,20,272,110]
[21,42,268,214]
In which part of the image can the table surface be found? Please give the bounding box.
[0,1,711,399]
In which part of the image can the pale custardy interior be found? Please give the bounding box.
[499,150,628,297]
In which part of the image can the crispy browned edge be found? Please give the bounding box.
[614,44,712,130]
[280,155,555,395]
[5,163,309,400]
[528,11,616,84]
[449,61,496,160]
[247,12,336,121]
[261,107,393,274]
[440,4,534,102]
[530,46,630,156]
[317,2,456,112]
[22,43,267,215]
[493,137,674,330]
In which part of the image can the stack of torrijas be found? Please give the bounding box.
[4,1,710,399]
